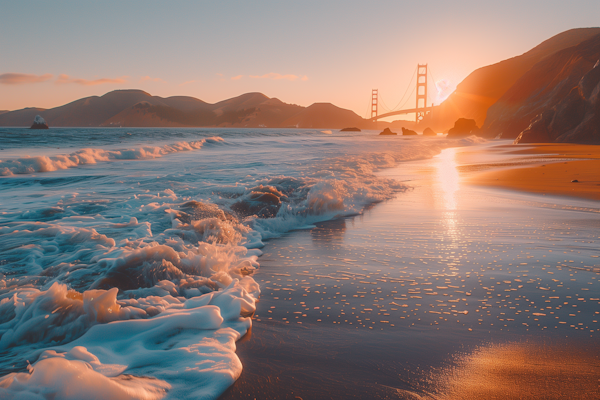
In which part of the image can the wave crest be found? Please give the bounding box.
[0,137,224,176]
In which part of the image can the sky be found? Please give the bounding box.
[1,0,599,119]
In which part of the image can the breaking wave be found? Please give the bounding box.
[0,129,484,399]
[0,137,224,176]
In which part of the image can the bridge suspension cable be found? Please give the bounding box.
[398,86,416,111]
[378,65,417,113]
[427,67,440,106]
[364,96,373,119]
[378,94,392,113]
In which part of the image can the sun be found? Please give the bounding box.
[434,79,456,104]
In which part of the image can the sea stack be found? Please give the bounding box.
[30,115,49,129]
[447,118,478,137]
[401,127,418,135]
[379,128,397,135]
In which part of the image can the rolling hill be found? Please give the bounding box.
[0,90,374,129]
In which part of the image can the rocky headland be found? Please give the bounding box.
[481,32,600,143]
[418,28,600,133]
[515,59,600,144]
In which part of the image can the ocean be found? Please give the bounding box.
[0,127,489,399]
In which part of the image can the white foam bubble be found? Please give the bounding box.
[0,129,489,398]
[0,280,254,399]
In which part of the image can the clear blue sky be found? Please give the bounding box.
[1,0,598,117]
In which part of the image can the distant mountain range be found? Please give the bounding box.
[0,90,377,129]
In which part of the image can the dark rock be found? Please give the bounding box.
[231,185,286,218]
[571,179,579,182]
[178,201,234,223]
[379,128,397,135]
[266,176,308,198]
[30,115,48,129]
[515,59,600,144]
[580,59,600,99]
[447,118,478,137]
[401,127,418,135]
[422,127,436,136]
[514,110,554,143]
[340,127,361,132]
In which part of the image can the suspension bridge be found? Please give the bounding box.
[369,64,438,123]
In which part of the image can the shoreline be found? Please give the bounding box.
[221,141,600,399]
[465,143,600,201]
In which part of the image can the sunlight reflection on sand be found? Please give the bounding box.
[437,341,600,400]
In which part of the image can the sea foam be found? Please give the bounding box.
[0,128,484,399]
[0,137,223,176]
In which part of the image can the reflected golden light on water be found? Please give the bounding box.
[434,148,461,244]
[437,342,600,400]
[441,210,459,244]
[434,148,460,211]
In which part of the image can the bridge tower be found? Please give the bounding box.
[371,89,378,122]
[415,64,427,122]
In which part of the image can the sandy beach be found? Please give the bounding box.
[466,143,600,200]
[221,139,600,400]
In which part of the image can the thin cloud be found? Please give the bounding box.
[0,73,53,85]
[56,74,128,86]
[179,79,199,86]
[231,75,243,81]
[140,76,165,83]
[248,73,304,81]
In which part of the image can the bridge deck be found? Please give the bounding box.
[374,107,436,120]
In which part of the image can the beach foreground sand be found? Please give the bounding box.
[221,140,600,400]
[466,143,600,200]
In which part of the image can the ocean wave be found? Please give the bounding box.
[0,130,487,398]
[0,137,224,176]
[0,207,260,398]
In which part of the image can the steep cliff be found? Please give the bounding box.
[483,33,600,142]
[418,28,600,132]
[514,58,600,144]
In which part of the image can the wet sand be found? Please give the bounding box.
[467,143,600,200]
[221,141,600,400]
[441,341,600,399]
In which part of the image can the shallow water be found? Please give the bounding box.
[222,146,600,399]
[0,127,485,399]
